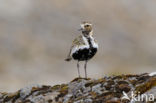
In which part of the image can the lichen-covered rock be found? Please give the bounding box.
[0,73,156,103]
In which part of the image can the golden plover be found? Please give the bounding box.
[65,21,98,78]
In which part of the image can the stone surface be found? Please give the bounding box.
[0,73,156,103]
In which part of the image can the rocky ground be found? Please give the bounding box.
[0,73,156,103]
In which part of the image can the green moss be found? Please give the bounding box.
[60,84,68,94]
[90,91,97,98]
[71,77,91,83]
[3,91,20,102]
[51,85,61,91]
[85,78,105,87]
[136,77,156,94]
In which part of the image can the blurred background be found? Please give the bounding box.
[0,0,156,92]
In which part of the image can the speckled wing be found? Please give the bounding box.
[65,35,85,61]
[72,35,85,47]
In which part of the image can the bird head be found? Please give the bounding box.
[79,21,93,37]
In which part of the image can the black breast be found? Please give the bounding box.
[72,48,97,61]
[72,37,97,61]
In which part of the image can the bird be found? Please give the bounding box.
[65,21,98,78]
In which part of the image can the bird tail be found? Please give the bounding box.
[65,49,72,61]
[65,57,72,61]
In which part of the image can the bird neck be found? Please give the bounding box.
[82,33,93,48]
[87,37,93,48]
[82,30,93,38]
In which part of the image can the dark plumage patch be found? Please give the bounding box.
[72,48,97,61]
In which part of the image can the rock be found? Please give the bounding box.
[0,73,156,103]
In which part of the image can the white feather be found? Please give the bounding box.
[90,35,98,48]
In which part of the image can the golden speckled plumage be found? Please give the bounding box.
[72,35,85,46]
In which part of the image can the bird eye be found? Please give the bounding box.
[86,25,89,27]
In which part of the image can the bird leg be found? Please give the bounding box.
[77,61,80,78]
[84,60,88,78]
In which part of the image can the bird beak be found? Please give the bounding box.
[78,28,83,31]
